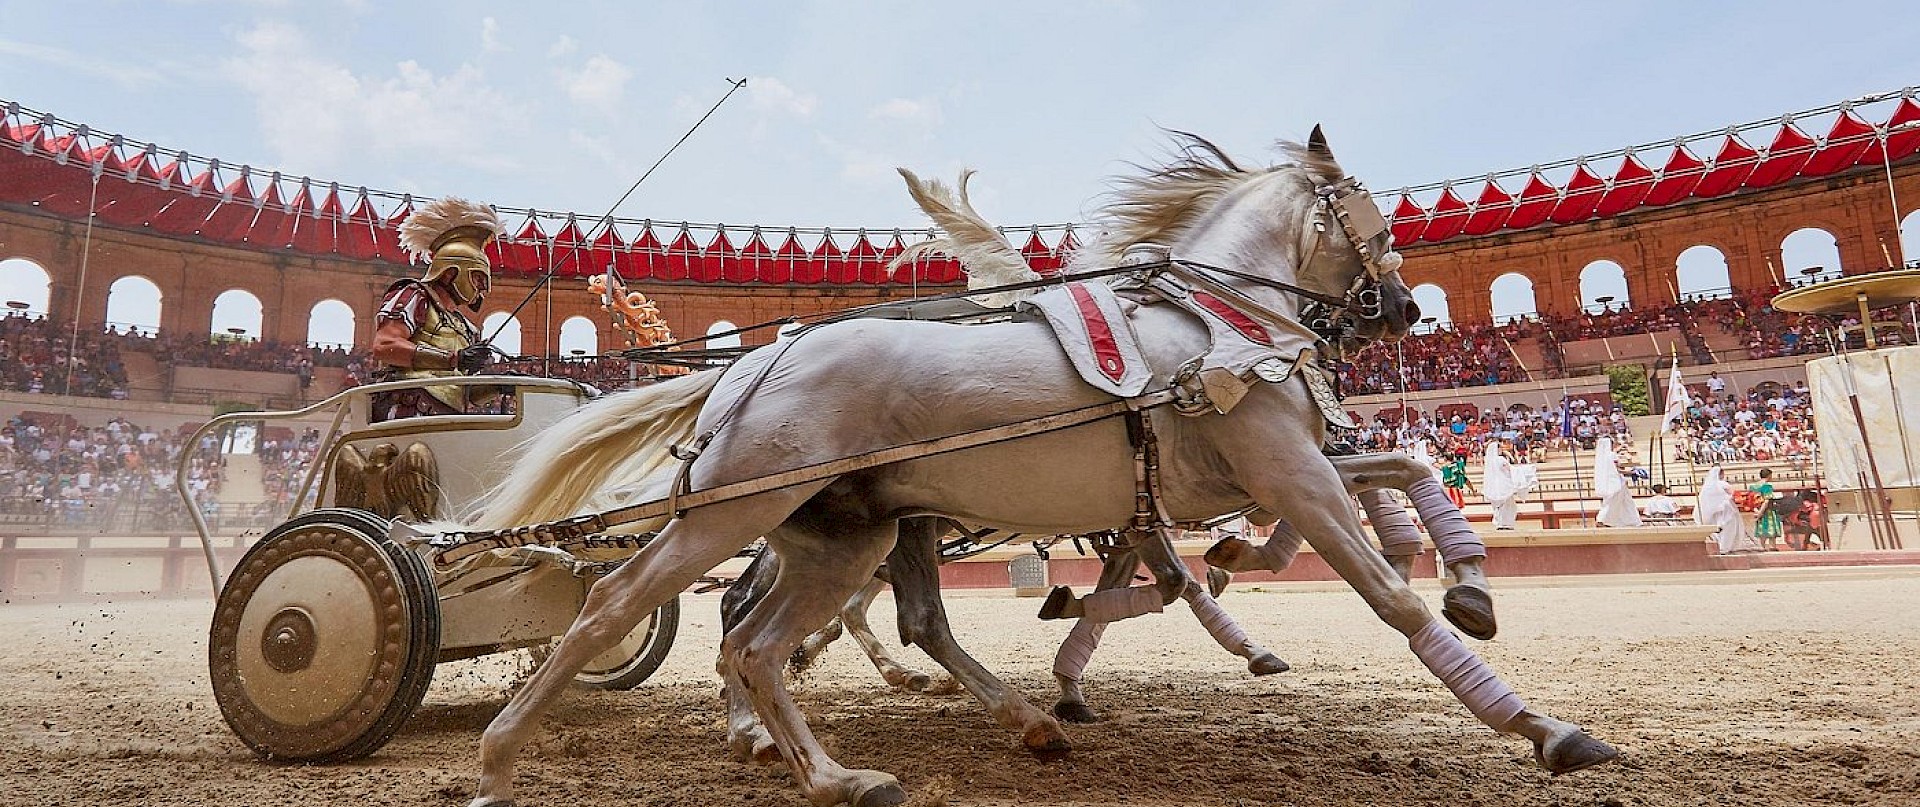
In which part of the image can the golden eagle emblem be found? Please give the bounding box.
[334,442,441,520]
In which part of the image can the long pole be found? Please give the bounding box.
[1882,352,1916,544]
[1883,122,1907,267]
[482,77,749,353]
[1838,352,1901,548]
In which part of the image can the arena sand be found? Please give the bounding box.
[4,568,1918,806]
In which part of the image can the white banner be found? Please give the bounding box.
[1808,346,1920,491]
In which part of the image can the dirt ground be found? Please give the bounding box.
[4,567,1920,807]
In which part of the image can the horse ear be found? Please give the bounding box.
[1307,124,1331,157]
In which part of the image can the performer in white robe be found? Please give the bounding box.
[1697,466,1762,553]
[1482,441,1520,529]
[1409,438,1443,481]
[1593,435,1642,527]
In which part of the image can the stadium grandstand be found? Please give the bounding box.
[3,87,1919,571]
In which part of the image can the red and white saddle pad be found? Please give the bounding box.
[1017,281,1153,397]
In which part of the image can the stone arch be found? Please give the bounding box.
[1489,272,1536,325]
[482,312,523,355]
[1675,245,1731,300]
[1902,208,1920,267]
[706,319,742,350]
[0,257,52,315]
[1578,260,1631,312]
[211,289,264,340]
[1781,227,1843,283]
[1410,283,1450,332]
[559,316,599,356]
[106,275,164,335]
[307,299,356,348]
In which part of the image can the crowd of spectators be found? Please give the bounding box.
[1673,379,1818,469]
[0,413,209,526]
[0,313,130,398]
[1347,395,1635,463]
[0,411,325,527]
[1337,321,1530,394]
[1332,285,1918,396]
[1,311,363,403]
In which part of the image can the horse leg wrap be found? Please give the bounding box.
[1358,490,1423,559]
[1081,585,1166,624]
[1259,521,1305,570]
[1180,582,1262,659]
[1409,621,1526,732]
[1406,476,1487,565]
[1051,619,1107,682]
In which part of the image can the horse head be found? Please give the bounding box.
[1293,125,1417,342]
[1094,128,1416,343]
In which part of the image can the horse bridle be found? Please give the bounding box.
[1297,177,1405,339]
[1162,176,1404,346]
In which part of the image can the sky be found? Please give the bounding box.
[2,1,1920,343]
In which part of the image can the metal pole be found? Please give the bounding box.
[1883,123,1906,266]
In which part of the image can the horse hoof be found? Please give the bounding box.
[1203,538,1258,573]
[899,671,934,692]
[1206,566,1231,597]
[751,739,782,766]
[1021,723,1073,760]
[1053,701,1102,724]
[1247,653,1290,676]
[1037,586,1075,621]
[853,781,909,807]
[1533,726,1620,775]
[1442,585,1497,640]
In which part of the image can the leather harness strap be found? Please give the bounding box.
[433,389,1180,566]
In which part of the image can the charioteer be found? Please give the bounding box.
[369,197,504,421]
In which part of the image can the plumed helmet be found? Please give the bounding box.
[399,198,503,310]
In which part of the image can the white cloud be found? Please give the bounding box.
[0,38,165,89]
[558,55,632,113]
[480,17,506,53]
[547,35,577,58]
[745,76,817,118]
[867,98,940,128]
[222,22,522,176]
[815,133,896,187]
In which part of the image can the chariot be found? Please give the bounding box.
[181,374,683,762]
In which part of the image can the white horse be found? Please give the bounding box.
[715,163,1496,734]
[465,129,1614,807]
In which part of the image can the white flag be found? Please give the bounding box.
[1660,364,1688,433]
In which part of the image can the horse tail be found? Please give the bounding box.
[466,369,724,530]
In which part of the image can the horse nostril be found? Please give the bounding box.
[1403,301,1421,324]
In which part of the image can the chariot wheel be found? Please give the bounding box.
[569,594,680,690]
[208,508,439,762]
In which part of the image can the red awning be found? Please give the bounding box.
[1594,154,1654,217]
[1504,174,1559,230]
[1461,180,1515,237]
[1419,187,1469,243]
[734,228,772,284]
[1642,145,1706,207]
[1745,123,1816,188]
[1802,110,1875,176]
[1548,164,1605,224]
[1693,134,1760,198]
[1389,195,1427,245]
[1861,98,1920,165]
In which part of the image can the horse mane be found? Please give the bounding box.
[1071,131,1343,272]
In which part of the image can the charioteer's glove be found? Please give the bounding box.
[456,345,493,374]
